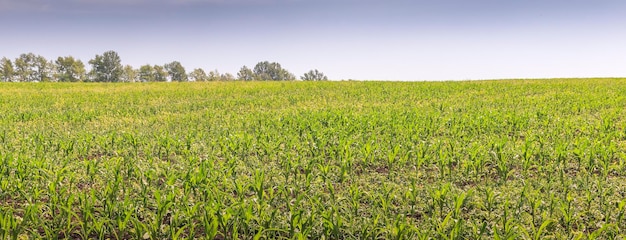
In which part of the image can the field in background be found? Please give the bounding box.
[1,79,626,239]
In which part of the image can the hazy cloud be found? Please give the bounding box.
[0,0,48,11]
[0,0,302,11]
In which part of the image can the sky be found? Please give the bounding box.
[1,0,626,81]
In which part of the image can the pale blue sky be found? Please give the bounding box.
[1,0,625,80]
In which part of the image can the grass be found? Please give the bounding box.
[0,79,625,239]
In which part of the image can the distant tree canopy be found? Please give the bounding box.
[164,61,187,82]
[15,53,43,82]
[189,68,208,82]
[1,57,15,82]
[121,65,137,83]
[252,61,295,81]
[89,51,123,82]
[0,51,329,82]
[56,56,86,82]
[301,69,328,81]
[237,66,254,81]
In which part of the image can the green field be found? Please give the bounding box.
[1,79,626,239]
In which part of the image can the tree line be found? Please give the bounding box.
[0,50,328,83]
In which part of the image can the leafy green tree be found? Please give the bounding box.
[14,53,37,82]
[139,64,155,82]
[13,53,50,82]
[189,68,208,82]
[55,56,86,82]
[164,61,188,82]
[35,56,54,82]
[220,73,235,81]
[47,60,59,82]
[237,66,254,81]
[253,61,295,81]
[207,69,221,81]
[153,65,168,82]
[88,50,123,82]
[301,69,328,81]
[121,65,138,82]
[0,57,14,82]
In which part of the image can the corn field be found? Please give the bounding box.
[1,79,626,239]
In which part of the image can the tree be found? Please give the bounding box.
[0,57,14,82]
[253,61,295,81]
[139,64,155,82]
[301,69,328,81]
[153,65,168,82]
[221,73,235,81]
[121,65,137,82]
[138,64,167,82]
[55,56,86,82]
[237,66,254,81]
[164,61,188,82]
[88,50,123,82]
[207,69,221,81]
[34,56,53,82]
[46,59,59,82]
[189,68,208,82]
[14,53,52,82]
[14,53,37,82]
